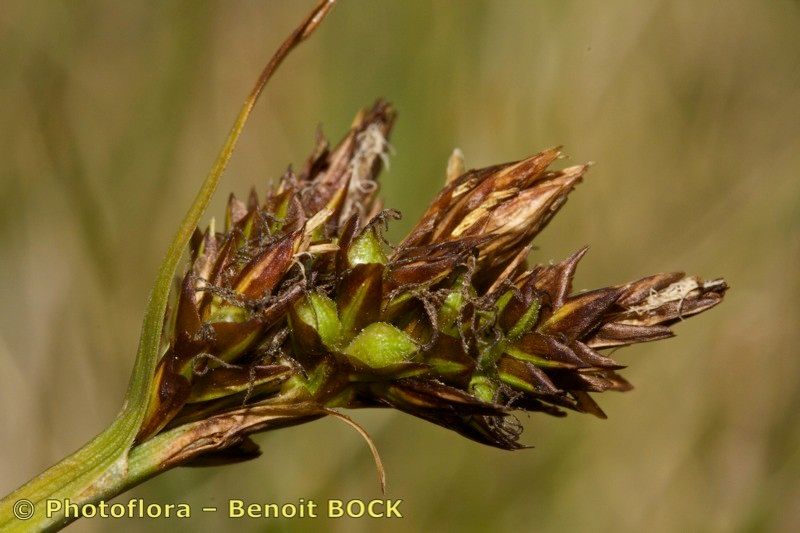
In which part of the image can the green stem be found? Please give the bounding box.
[0,2,336,531]
[0,403,324,532]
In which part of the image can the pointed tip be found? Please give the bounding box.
[226,194,248,230]
[536,146,563,164]
[573,391,607,419]
[570,245,590,262]
[314,123,327,143]
[248,187,259,210]
[191,225,203,242]
[446,148,466,184]
[560,163,591,179]
[300,0,338,40]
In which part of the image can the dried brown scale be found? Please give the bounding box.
[133,99,727,457]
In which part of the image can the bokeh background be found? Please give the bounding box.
[1,1,799,531]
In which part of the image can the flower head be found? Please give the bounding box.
[137,100,726,458]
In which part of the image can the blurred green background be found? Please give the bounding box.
[1,1,799,531]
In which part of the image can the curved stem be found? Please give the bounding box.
[0,2,337,531]
[1,404,325,531]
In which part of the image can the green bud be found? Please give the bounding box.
[347,229,387,266]
[507,297,541,340]
[343,322,418,369]
[438,275,476,337]
[469,375,497,403]
[293,292,342,349]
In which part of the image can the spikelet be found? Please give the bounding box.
[137,101,727,454]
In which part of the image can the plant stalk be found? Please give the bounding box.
[0,403,325,531]
[0,2,336,531]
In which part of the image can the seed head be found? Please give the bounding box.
[137,100,727,460]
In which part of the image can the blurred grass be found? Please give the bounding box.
[1,1,799,531]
